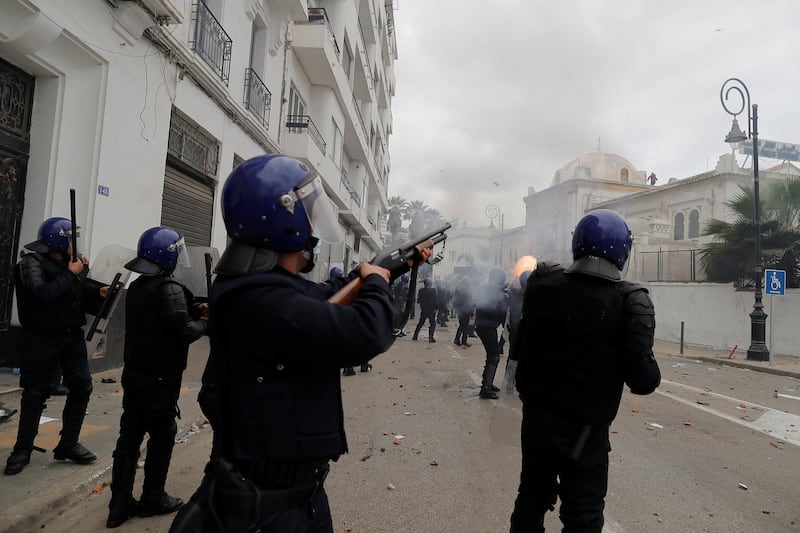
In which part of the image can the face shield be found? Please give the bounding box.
[294,174,344,245]
[170,237,192,268]
[64,227,84,258]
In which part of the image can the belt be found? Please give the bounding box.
[236,459,330,490]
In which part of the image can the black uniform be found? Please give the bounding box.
[510,263,661,532]
[474,275,509,397]
[452,280,474,346]
[412,285,438,341]
[5,251,103,474]
[108,275,207,523]
[200,267,396,532]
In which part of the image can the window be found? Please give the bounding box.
[330,119,343,168]
[249,20,268,78]
[342,39,353,82]
[621,168,629,183]
[688,209,700,239]
[674,212,685,240]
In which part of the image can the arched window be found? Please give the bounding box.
[674,212,685,240]
[688,209,700,238]
[621,168,629,183]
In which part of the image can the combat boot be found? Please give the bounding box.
[5,389,46,475]
[106,450,139,528]
[342,367,356,376]
[479,360,499,399]
[138,430,182,518]
[360,363,372,372]
[54,385,95,464]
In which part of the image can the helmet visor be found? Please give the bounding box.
[64,227,84,258]
[296,175,344,245]
[169,237,191,268]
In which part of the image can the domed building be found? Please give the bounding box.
[523,151,651,264]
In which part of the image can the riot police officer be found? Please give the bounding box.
[106,227,208,528]
[412,278,437,342]
[509,210,661,532]
[475,267,509,399]
[5,217,105,475]
[184,154,429,532]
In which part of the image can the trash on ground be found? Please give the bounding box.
[683,421,692,427]
[429,461,439,466]
[769,442,783,449]
[387,483,396,490]
[672,363,687,369]
[631,408,640,413]
[696,400,710,406]
[738,483,748,490]
[101,377,117,383]
[648,422,663,429]
[91,484,105,494]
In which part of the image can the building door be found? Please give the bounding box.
[0,58,34,362]
[162,165,214,246]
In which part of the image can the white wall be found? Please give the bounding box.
[644,282,799,358]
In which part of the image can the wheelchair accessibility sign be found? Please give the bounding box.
[765,269,786,296]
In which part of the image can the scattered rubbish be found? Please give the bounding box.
[91,484,105,494]
[387,483,396,490]
[696,400,710,406]
[672,363,687,369]
[739,403,748,408]
[683,421,692,427]
[727,345,738,359]
[751,406,765,412]
[404,412,413,416]
[709,512,715,517]
[101,377,117,383]
[392,440,402,445]
[738,483,748,490]
[394,434,406,440]
[429,461,439,466]
[0,408,17,422]
[741,416,755,422]
[648,423,663,429]
[736,406,746,411]
[769,442,783,449]
[762,510,771,515]
[631,408,640,413]
[344,523,353,532]
[707,368,717,373]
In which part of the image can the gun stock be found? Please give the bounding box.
[327,278,361,306]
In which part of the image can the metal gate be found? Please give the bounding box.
[0,58,34,363]
[162,165,214,247]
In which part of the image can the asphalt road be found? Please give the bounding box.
[21,329,800,532]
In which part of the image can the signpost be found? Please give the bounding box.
[764,269,786,365]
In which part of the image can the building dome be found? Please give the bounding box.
[551,152,639,186]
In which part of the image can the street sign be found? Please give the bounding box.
[765,269,786,296]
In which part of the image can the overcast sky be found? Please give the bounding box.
[387,0,800,229]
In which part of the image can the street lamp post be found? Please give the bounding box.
[485,205,504,269]
[720,77,769,361]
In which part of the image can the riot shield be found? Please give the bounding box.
[84,244,137,358]
[488,360,522,447]
[172,246,221,300]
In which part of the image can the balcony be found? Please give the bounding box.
[293,8,340,88]
[286,115,326,154]
[243,68,271,128]
[190,0,232,85]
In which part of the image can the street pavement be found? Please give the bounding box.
[0,334,798,533]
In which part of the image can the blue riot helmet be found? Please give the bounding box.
[216,155,344,275]
[25,217,80,255]
[329,266,343,279]
[125,226,190,276]
[519,270,532,289]
[401,273,410,283]
[423,278,432,288]
[566,209,632,281]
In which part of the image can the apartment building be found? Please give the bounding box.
[0,0,397,365]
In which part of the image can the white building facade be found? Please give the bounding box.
[0,0,397,365]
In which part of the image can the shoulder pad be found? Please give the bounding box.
[621,284,654,316]
[20,251,43,262]
[616,280,648,297]
[534,261,563,277]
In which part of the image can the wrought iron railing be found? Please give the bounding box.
[243,68,271,127]
[190,0,232,85]
[638,249,704,282]
[168,108,219,177]
[307,7,340,58]
[286,114,326,154]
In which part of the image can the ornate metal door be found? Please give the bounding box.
[0,58,34,361]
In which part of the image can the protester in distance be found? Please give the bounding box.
[412,277,438,342]
[509,209,661,532]
[452,276,474,347]
[5,217,106,475]
[106,226,208,528]
[175,154,430,532]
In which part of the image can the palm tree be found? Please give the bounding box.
[386,196,408,242]
[405,200,429,239]
[702,184,800,287]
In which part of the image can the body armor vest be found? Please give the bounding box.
[14,253,86,332]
